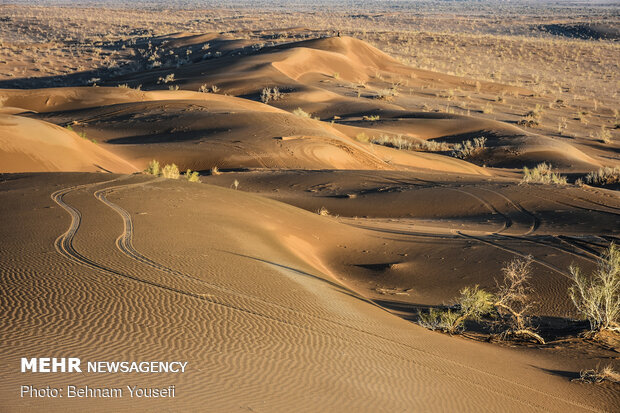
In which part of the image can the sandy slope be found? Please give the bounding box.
[1,173,618,412]
[0,114,137,173]
[1,31,618,412]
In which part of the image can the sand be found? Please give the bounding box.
[1,23,619,413]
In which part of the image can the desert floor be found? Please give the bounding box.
[1,2,619,412]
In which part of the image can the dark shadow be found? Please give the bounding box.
[536,367,581,381]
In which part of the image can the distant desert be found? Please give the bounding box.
[1,1,619,412]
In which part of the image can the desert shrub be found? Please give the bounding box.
[292,108,311,118]
[363,115,380,121]
[574,365,620,384]
[521,163,567,185]
[418,257,544,343]
[184,169,200,182]
[145,160,160,176]
[367,133,449,152]
[317,206,330,216]
[518,104,544,127]
[417,285,495,335]
[375,87,399,101]
[210,166,221,176]
[599,126,612,144]
[451,136,486,159]
[260,87,283,103]
[584,167,620,187]
[161,163,180,179]
[494,256,545,343]
[418,308,464,333]
[568,243,620,333]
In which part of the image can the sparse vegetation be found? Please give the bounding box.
[584,167,620,187]
[451,137,486,159]
[293,108,311,118]
[521,163,567,185]
[573,365,620,384]
[161,163,180,179]
[260,86,283,103]
[184,169,200,182]
[418,257,544,343]
[210,166,221,176]
[568,243,620,333]
[145,159,161,176]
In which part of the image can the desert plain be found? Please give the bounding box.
[0,1,619,412]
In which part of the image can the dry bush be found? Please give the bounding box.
[569,243,620,333]
[494,256,545,344]
[293,108,311,118]
[161,163,180,179]
[573,365,620,384]
[260,86,283,103]
[419,257,544,343]
[317,206,330,216]
[451,137,486,159]
[521,163,567,185]
[584,167,620,187]
[184,169,200,182]
[144,159,160,176]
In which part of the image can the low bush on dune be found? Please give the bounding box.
[584,167,620,187]
[293,107,311,118]
[145,160,161,176]
[521,162,567,185]
[184,169,200,182]
[568,243,620,334]
[450,136,486,159]
[361,133,449,152]
[260,87,283,103]
[418,256,545,344]
[144,160,196,181]
[574,365,620,384]
[161,164,180,179]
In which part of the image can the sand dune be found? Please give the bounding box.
[1,18,618,413]
[0,114,137,173]
[1,174,618,412]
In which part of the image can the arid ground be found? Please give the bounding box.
[1,1,619,412]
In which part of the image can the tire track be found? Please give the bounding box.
[49,181,599,412]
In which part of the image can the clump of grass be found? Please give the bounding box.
[145,160,160,176]
[210,166,221,176]
[161,163,180,179]
[451,136,486,159]
[568,243,620,334]
[573,365,620,384]
[518,104,544,127]
[599,126,612,144]
[521,163,567,185]
[292,107,311,118]
[584,167,620,187]
[260,86,283,103]
[363,114,380,121]
[184,169,200,182]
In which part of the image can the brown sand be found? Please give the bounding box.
[1,27,619,412]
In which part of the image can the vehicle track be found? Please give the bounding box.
[49,180,597,412]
